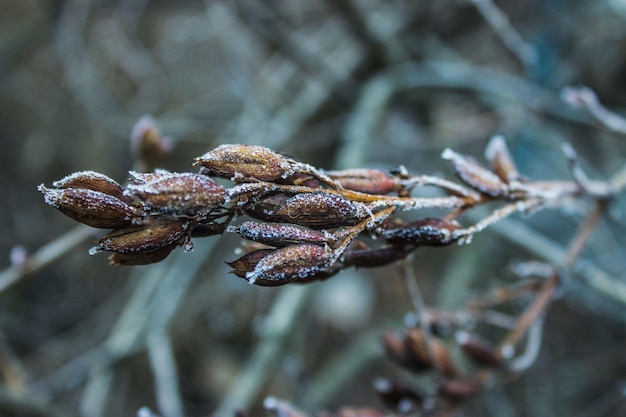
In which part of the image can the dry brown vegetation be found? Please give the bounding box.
[1,1,626,417]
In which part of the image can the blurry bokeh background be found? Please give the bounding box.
[1,1,626,416]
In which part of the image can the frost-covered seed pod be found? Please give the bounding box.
[245,244,334,286]
[91,219,188,255]
[326,169,400,195]
[442,148,509,197]
[267,192,369,229]
[52,170,132,204]
[193,144,292,181]
[382,218,460,247]
[107,244,177,266]
[126,172,224,215]
[230,221,330,247]
[38,185,139,229]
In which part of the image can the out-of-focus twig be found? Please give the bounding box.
[0,225,97,294]
[561,85,626,136]
[468,0,537,69]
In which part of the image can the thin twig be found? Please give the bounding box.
[0,225,97,294]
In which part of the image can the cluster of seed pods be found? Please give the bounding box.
[39,138,580,285]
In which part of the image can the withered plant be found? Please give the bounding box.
[35,134,626,416]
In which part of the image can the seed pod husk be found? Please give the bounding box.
[326,169,400,195]
[484,135,520,183]
[226,249,276,278]
[53,171,132,204]
[108,244,176,266]
[193,144,292,181]
[442,148,508,197]
[245,244,334,286]
[91,219,188,254]
[457,332,504,368]
[382,218,460,247]
[267,193,369,229]
[230,221,331,247]
[381,332,418,371]
[342,245,406,268]
[405,328,457,376]
[126,172,224,215]
[38,185,139,229]
[438,378,481,401]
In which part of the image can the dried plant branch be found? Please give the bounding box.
[0,225,97,294]
[36,136,621,289]
[561,85,626,135]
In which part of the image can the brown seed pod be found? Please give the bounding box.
[457,332,504,368]
[484,135,520,183]
[38,185,139,229]
[267,193,369,229]
[126,172,225,215]
[90,218,188,255]
[229,221,331,247]
[52,170,132,204]
[381,332,420,371]
[404,328,457,376]
[382,218,460,247]
[245,244,334,286]
[438,378,482,401]
[442,148,509,197]
[193,144,292,181]
[107,244,177,266]
[326,169,400,195]
[226,249,276,278]
[341,245,407,268]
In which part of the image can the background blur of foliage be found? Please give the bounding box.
[1,1,626,416]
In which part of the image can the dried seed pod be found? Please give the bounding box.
[245,244,334,286]
[52,171,132,204]
[226,249,276,278]
[405,328,456,376]
[108,244,176,266]
[90,219,188,255]
[438,378,481,401]
[341,245,407,268]
[38,185,139,229]
[193,144,292,181]
[484,135,520,183]
[130,115,172,171]
[229,221,331,247]
[442,148,509,197]
[382,218,460,247]
[381,332,416,370]
[126,172,225,215]
[267,193,369,229]
[326,169,400,195]
[457,332,504,368]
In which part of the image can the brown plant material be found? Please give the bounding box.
[229,221,331,248]
[243,244,335,286]
[193,144,293,182]
[382,218,460,247]
[126,172,225,215]
[326,169,400,195]
[442,148,509,197]
[457,332,504,368]
[90,218,189,255]
[38,138,620,283]
[266,193,370,229]
[38,185,139,229]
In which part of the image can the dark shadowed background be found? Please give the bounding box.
[1,1,626,416]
